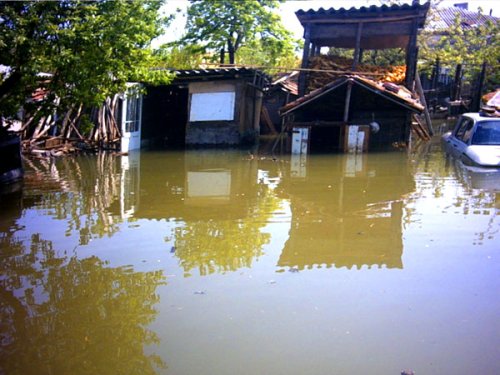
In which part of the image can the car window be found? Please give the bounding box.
[454,118,475,143]
[471,121,500,145]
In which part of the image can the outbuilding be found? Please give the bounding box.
[140,67,268,149]
[280,1,431,153]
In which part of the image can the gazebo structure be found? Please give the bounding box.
[280,1,432,153]
[297,1,430,95]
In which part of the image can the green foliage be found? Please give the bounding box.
[361,48,406,67]
[154,44,207,69]
[178,0,295,65]
[236,37,301,70]
[418,10,500,86]
[0,0,173,120]
[327,47,406,67]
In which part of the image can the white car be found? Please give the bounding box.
[442,112,500,168]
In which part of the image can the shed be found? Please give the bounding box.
[280,75,425,151]
[296,1,430,95]
[141,68,268,148]
[280,1,431,153]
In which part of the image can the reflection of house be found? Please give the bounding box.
[131,151,269,276]
[133,150,260,221]
[141,68,268,148]
[277,154,415,270]
[281,2,430,153]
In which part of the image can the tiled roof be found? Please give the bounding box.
[429,7,498,30]
[280,75,424,115]
[272,71,299,96]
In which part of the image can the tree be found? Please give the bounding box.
[154,44,207,70]
[179,0,294,65]
[0,0,172,123]
[418,8,499,89]
[236,37,300,70]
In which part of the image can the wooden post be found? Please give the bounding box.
[472,62,486,112]
[344,81,353,123]
[452,63,463,101]
[431,58,440,109]
[415,73,434,136]
[352,23,363,71]
[405,17,418,89]
[299,26,311,97]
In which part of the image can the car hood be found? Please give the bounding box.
[465,145,500,167]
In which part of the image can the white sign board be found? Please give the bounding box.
[190,92,235,122]
[291,127,309,155]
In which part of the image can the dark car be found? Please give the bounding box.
[442,112,500,168]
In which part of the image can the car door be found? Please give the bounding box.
[446,116,474,158]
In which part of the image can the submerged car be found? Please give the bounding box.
[442,112,500,168]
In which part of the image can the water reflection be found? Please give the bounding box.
[135,151,282,276]
[0,233,165,375]
[277,153,415,270]
[1,146,499,375]
[19,153,133,244]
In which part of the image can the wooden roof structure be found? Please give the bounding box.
[297,1,430,94]
[296,2,430,50]
[281,75,424,117]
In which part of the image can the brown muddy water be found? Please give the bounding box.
[1,140,499,375]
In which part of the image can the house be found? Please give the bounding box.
[280,1,431,153]
[139,67,268,149]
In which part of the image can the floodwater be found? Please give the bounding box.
[1,139,499,375]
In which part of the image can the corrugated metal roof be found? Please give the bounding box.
[296,2,429,27]
[430,7,498,30]
[169,67,265,79]
[296,2,427,17]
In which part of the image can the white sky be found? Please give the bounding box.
[154,0,499,47]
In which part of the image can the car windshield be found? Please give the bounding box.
[471,121,500,145]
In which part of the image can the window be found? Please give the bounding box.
[189,91,235,122]
[125,94,142,133]
[454,118,474,143]
[471,121,500,145]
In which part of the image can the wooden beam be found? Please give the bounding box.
[299,15,424,24]
[405,17,418,89]
[289,121,346,127]
[344,81,353,123]
[415,73,434,136]
[352,23,363,71]
[299,25,311,97]
[310,22,414,39]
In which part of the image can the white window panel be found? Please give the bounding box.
[190,92,235,122]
